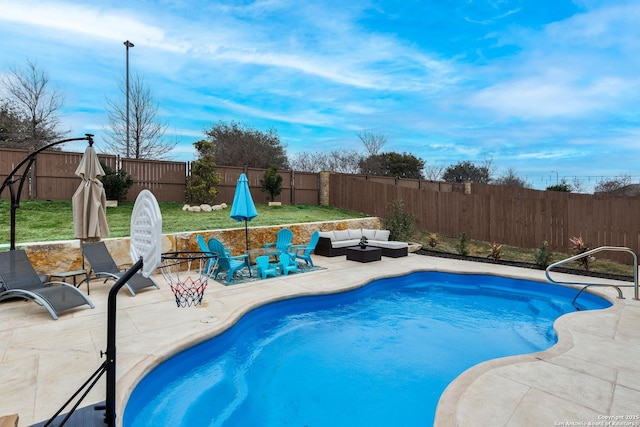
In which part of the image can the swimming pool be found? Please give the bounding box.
[124,271,611,426]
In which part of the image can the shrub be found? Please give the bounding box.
[186,140,222,204]
[534,241,553,268]
[100,162,133,201]
[457,232,469,256]
[381,200,415,241]
[260,165,283,202]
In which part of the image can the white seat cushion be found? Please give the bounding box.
[372,241,408,249]
[362,229,377,240]
[374,229,391,241]
[332,239,360,248]
[348,229,363,240]
[333,230,351,241]
[318,231,334,240]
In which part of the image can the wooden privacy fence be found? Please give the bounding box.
[0,148,319,205]
[329,174,640,264]
[3,147,640,263]
[0,148,117,200]
[211,166,319,206]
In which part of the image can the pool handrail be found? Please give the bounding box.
[545,246,638,301]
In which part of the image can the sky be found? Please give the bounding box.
[1,0,639,192]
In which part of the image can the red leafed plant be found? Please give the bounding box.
[569,236,593,271]
[487,243,503,262]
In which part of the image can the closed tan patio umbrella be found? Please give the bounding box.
[72,145,110,240]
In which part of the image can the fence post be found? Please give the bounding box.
[290,170,295,205]
[319,171,331,206]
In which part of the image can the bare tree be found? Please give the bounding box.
[105,74,174,159]
[289,149,363,173]
[288,152,317,172]
[325,149,363,173]
[593,174,632,194]
[0,61,65,149]
[423,163,446,181]
[570,177,587,194]
[357,131,386,156]
[493,168,531,188]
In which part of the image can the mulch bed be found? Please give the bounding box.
[416,249,635,283]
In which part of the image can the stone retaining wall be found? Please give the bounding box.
[20,218,381,275]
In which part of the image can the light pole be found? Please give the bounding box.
[551,170,558,185]
[124,40,134,158]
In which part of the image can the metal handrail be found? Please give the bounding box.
[545,246,638,301]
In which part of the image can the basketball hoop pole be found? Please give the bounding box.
[104,257,144,427]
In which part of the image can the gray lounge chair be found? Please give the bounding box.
[82,241,160,296]
[0,250,94,320]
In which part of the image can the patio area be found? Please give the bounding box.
[1,253,639,426]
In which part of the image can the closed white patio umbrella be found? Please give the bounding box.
[72,145,110,241]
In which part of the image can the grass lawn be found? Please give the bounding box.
[0,200,368,243]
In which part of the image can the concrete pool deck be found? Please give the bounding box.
[1,253,639,426]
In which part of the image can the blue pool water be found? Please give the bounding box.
[124,272,611,427]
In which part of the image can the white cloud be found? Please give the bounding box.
[468,75,628,119]
[0,1,187,52]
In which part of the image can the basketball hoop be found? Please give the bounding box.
[160,251,218,307]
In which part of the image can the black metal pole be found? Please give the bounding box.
[124,40,134,159]
[104,258,144,427]
[245,220,252,276]
[0,134,94,250]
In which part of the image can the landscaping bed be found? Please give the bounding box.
[416,248,635,283]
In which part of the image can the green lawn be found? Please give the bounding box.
[0,200,367,244]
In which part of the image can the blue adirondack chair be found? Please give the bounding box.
[288,230,320,267]
[278,253,298,276]
[264,228,293,258]
[197,234,218,274]
[207,237,248,283]
[255,255,277,279]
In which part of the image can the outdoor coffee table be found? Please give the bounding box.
[346,246,382,263]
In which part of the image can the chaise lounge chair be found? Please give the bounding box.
[82,241,160,296]
[0,250,94,320]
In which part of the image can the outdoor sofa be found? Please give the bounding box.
[314,228,408,258]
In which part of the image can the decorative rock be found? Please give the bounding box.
[407,243,423,253]
[182,203,227,212]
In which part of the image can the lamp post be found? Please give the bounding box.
[124,40,134,158]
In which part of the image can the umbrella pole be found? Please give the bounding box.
[245,220,252,276]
